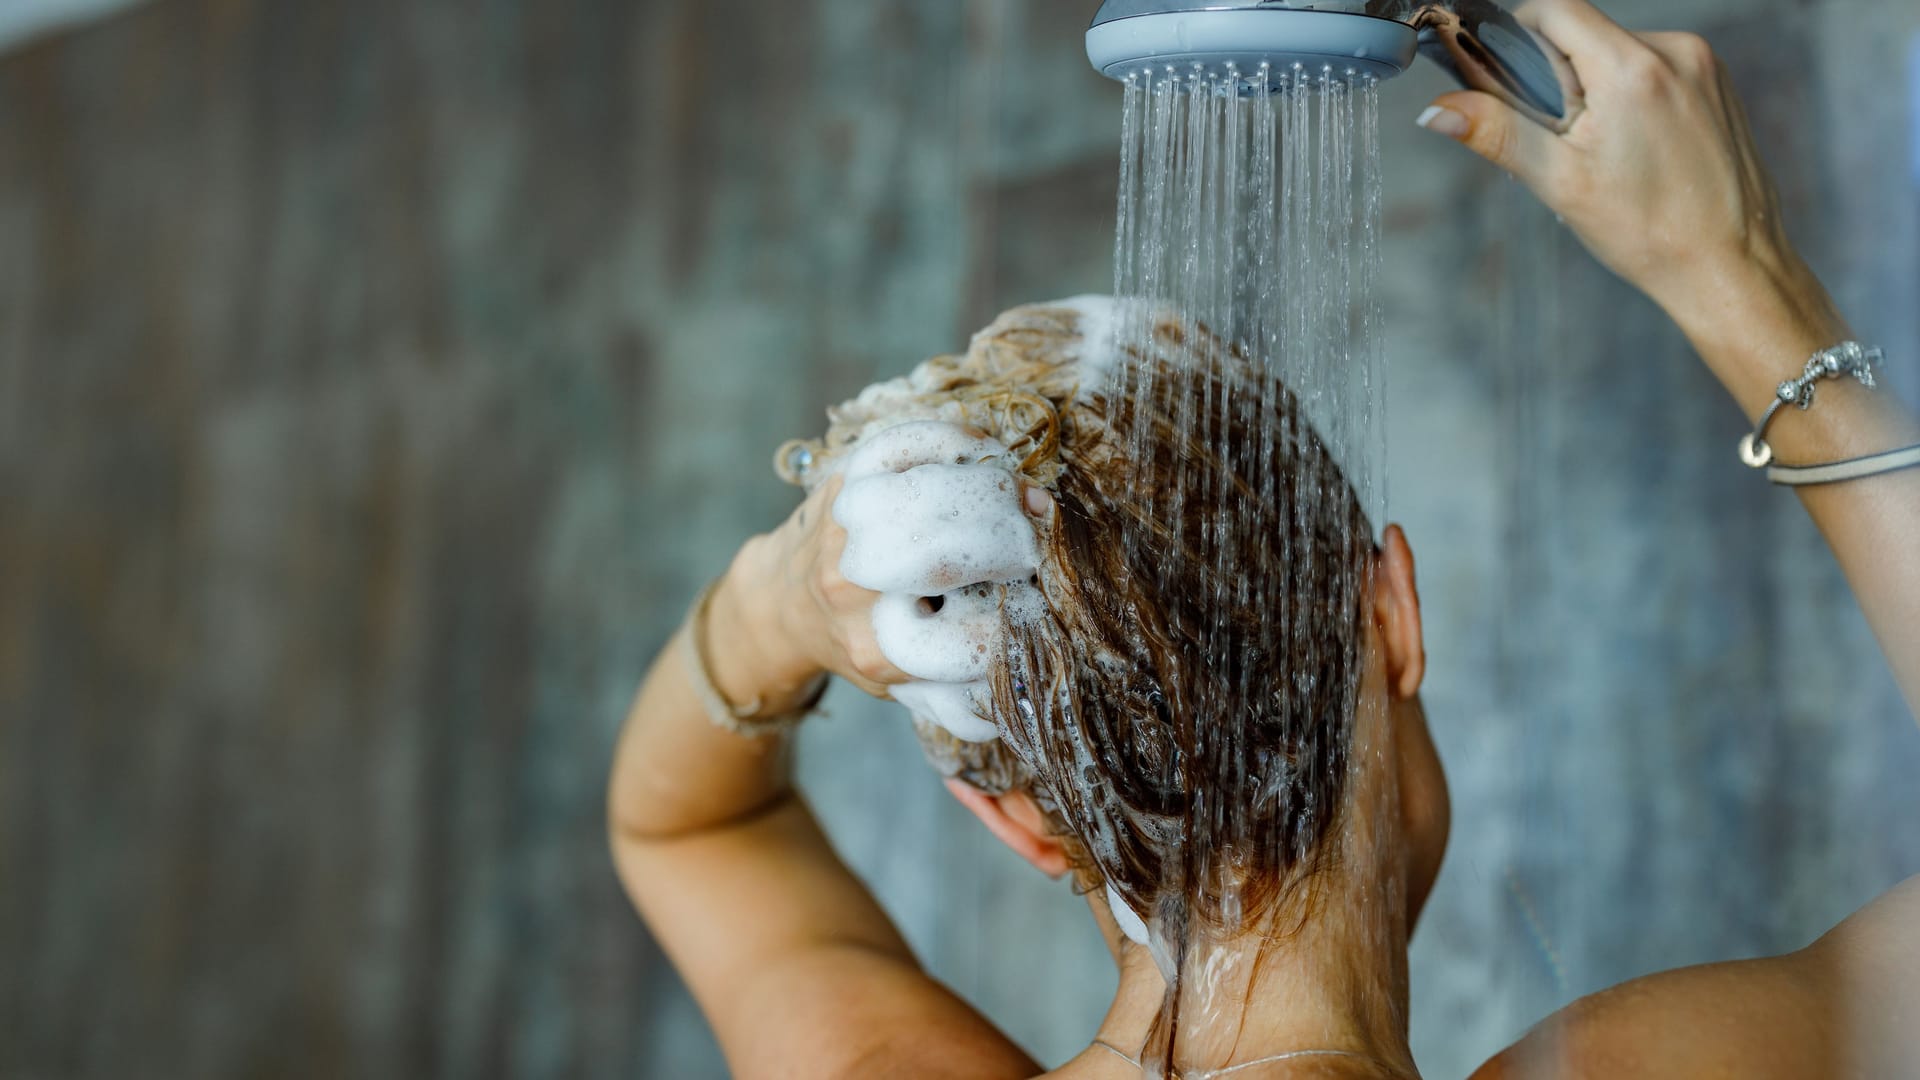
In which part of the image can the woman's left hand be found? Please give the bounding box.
[1417,0,1839,376]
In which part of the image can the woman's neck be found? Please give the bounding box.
[1087,782,1419,1076]
[1095,895,1414,1076]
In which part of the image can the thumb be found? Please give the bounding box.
[1418,90,1564,194]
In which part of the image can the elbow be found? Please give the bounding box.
[607,777,681,847]
[606,775,793,846]
[605,751,674,847]
[604,733,702,844]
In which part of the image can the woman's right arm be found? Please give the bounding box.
[1420,0,1920,719]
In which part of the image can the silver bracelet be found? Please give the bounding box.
[1737,341,1882,469]
[1765,443,1920,487]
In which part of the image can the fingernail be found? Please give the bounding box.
[1416,105,1470,139]
[1023,485,1054,518]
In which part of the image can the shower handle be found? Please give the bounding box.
[1393,0,1584,133]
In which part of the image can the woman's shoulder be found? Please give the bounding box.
[1473,875,1920,1080]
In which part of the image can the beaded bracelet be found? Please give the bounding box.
[1735,341,1920,487]
[1738,341,1881,470]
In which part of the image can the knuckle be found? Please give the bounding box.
[1618,40,1670,86]
[1674,32,1716,71]
[815,557,845,589]
[1488,124,1521,170]
[818,577,858,611]
[848,640,892,681]
[732,535,765,573]
[1472,117,1523,173]
[818,565,867,604]
[822,524,850,563]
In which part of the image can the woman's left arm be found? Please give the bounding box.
[609,477,1040,1080]
[1421,0,1920,719]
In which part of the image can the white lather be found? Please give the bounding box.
[831,420,1047,744]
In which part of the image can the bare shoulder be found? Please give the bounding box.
[1472,876,1920,1080]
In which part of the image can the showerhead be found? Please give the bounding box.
[1088,3,1417,84]
[1088,0,1581,131]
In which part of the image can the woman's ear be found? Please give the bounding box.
[1375,524,1426,700]
[944,780,1072,879]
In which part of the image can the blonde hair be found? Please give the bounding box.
[785,299,1372,935]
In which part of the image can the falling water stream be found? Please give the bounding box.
[1112,63,1384,531]
[1102,62,1389,1075]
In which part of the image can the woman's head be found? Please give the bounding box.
[786,298,1438,948]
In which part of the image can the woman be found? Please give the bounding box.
[609,1,1920,1076]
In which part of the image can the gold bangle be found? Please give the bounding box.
[679,578,829,737]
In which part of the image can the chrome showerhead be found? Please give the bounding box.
[1087,0,1581,131]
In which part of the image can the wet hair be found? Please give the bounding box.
[799,300,1374,941]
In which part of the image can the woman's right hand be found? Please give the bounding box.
[707,474,913,708]
[1416,0,1846,399]
[705,423,1056,712]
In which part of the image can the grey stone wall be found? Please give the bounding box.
[0,0,147,54]
[1,1,1914,1078]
